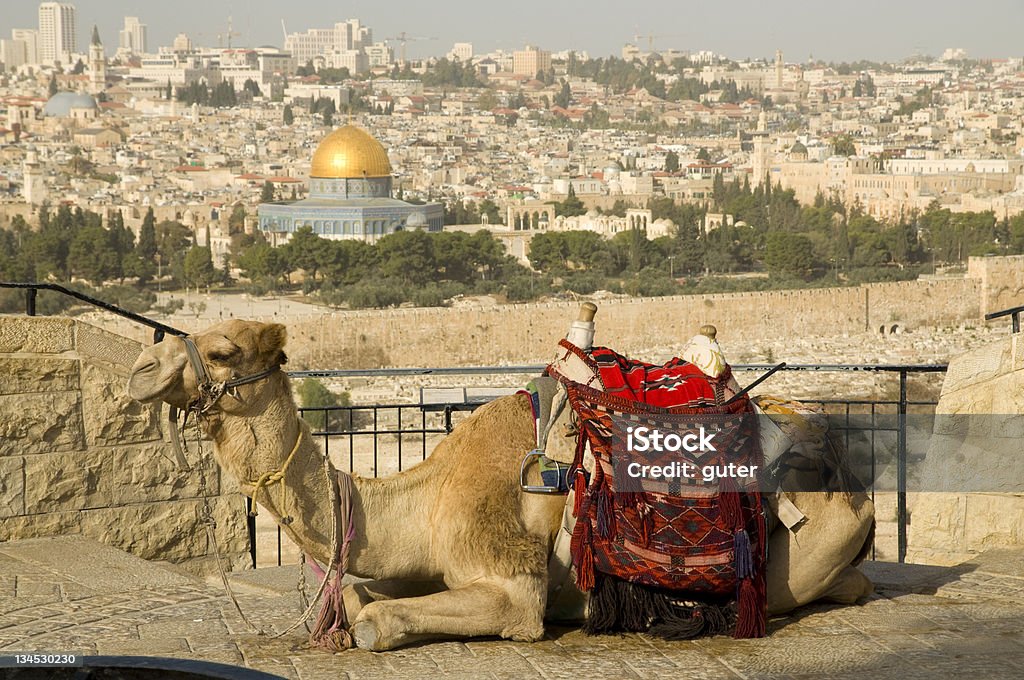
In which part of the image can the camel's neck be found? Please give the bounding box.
[202,374,440,580]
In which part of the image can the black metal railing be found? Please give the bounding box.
[264,363,946,566]
[0,281,185,343]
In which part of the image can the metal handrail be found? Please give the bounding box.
[0,281,185,343]
[985,303,1024,334]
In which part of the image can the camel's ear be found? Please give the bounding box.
[258,323,287,359]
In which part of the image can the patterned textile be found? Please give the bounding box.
[548,340,767,639]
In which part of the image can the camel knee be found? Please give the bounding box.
[822,566,874,605]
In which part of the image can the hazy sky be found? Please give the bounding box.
[4,0,1023,63]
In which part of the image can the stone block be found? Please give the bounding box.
[79,496,250,565]
[208,494,252,568]
[0,456,24,517]
[940,340,1011,399]
[0,391,84,456]
[79,499,210,562]
[100,442,215,505]
[0,317,74,354]
[0,357,79,395]
[963,493,1024,550]
[81,361,161,447]
[0,510,82,541]
[23,450,104,513]
[907,492,967,556]
[75,322,144,368]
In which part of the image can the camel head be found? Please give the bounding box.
[128,319,289,415]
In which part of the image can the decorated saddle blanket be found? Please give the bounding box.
[547,340,767,639]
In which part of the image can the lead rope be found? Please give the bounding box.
[189,414,264,635]
[185,411,346,642]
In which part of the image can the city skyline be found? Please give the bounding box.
[1,0,1023,63]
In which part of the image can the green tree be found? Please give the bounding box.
[554,184,586,217]
[48,74,58,96]
[283,104,294,125]
[260,181,275,203]
[137,208,157,260]
[299,376,358,430]
[554,80,571,108]
[183,245,218,289]
[665,150,680,173]
[375,230,436,284]
[832,135,856,156]
[228,204,247,233]
[283,226,330,281]
[765,231,816,279]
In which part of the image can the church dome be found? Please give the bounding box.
[310,125,392,179]
[43,92,98,117]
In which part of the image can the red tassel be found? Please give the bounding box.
[572,470,587,516]
[733,574,766,638]
[595,483,616,540]
[719,477,743,531]
[636,499,652,547]
[572,521,595,591]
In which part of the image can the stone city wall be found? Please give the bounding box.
[278,277,981,369]
[87,271,994,369]
[0,316,250,573]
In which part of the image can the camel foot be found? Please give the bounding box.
[351,621,384,651]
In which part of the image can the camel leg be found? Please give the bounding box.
[350,575,546,651]
[820,565,874,605]
[341,579,446,622]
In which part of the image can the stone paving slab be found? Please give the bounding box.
[0,536,1023,679]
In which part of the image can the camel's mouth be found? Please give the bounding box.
[128,352,189,407]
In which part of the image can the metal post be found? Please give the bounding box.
[1013,311,1020,335]
[25,288,36,316]
[444,405,454,433]
[897,369,908,564]
[245,497,257,568]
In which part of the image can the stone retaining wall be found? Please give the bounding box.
[907,332,1024,564]
[0,316,250,573]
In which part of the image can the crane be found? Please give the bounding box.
[218,15,242,49]
[384,32,437,65]
[631,31,683,51]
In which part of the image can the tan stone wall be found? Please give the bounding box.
[0,316,250,573]
[907,333,1024,565]
[276,278,980,369]
[967,254,1024,319]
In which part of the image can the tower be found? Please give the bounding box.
[23,148,47,206]
[38,2,76,65]
[775,49,784,89]
[119,16,147,54]
[751,111,771,188]
[88,25,106,95]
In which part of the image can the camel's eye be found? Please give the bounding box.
[207,347,238,363]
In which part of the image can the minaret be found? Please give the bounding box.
[752,110,770,188]
[89,25,106,95]
[23,148,47,205]
[774,49,784,89]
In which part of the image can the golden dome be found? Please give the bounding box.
[310,125,392,179]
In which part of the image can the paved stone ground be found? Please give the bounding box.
[1,536,1023,679]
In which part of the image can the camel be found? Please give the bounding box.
[127,318,875,651]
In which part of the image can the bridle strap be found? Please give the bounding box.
[181,335,281,413]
